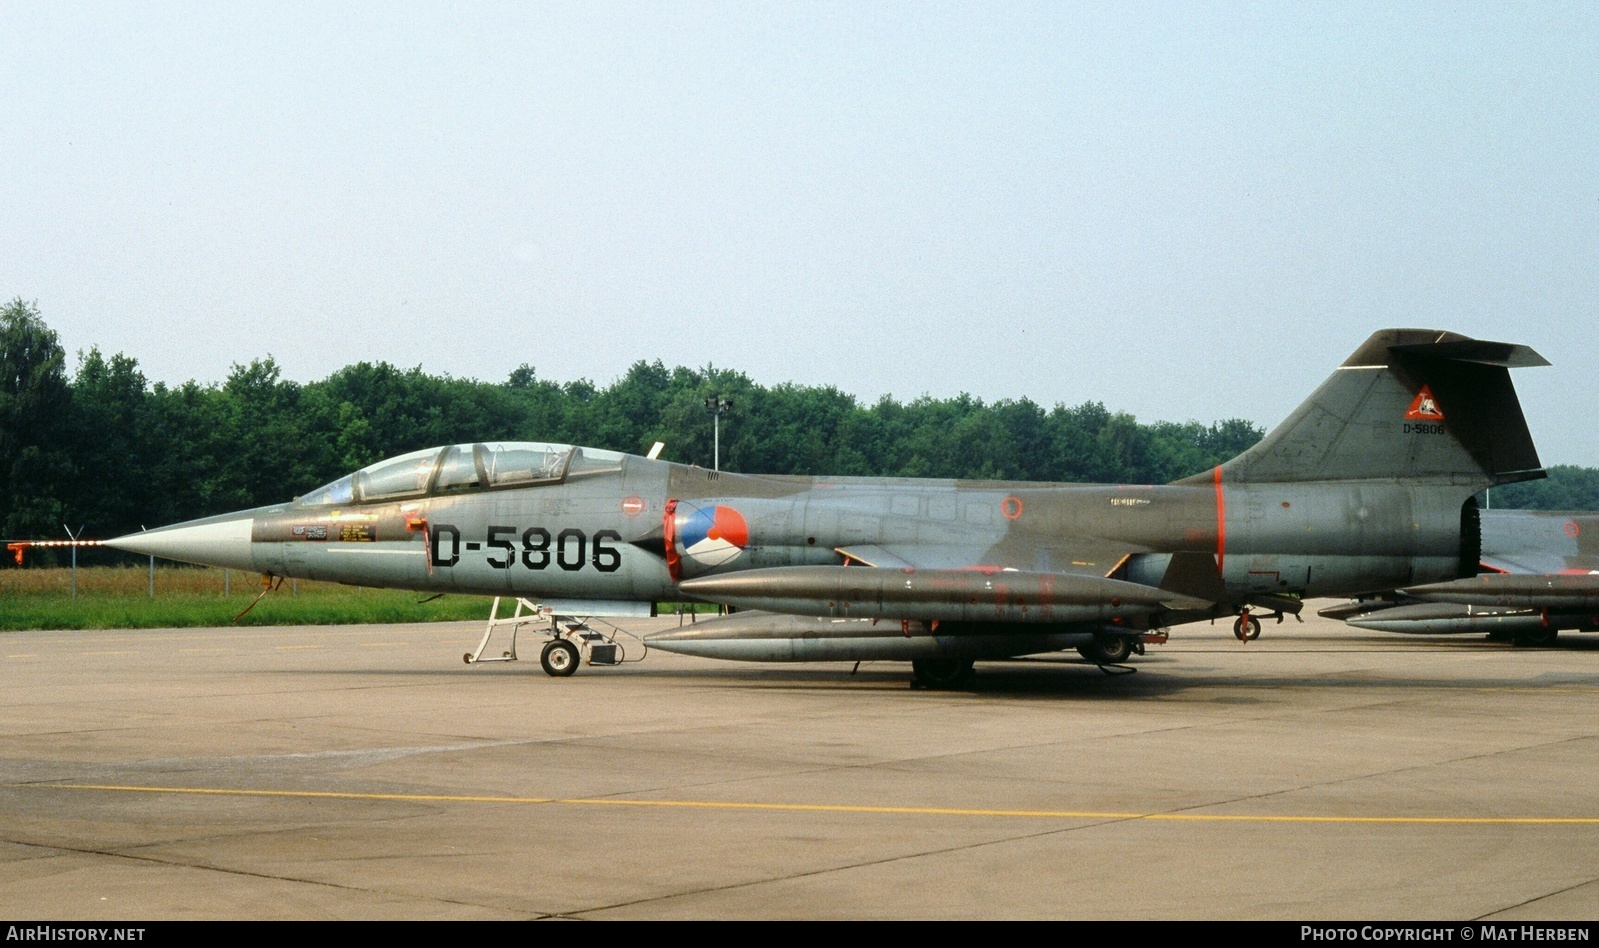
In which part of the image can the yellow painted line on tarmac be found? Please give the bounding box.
[1481,687,1599,695]
[7,654,38,659]
[16,783,1599,826]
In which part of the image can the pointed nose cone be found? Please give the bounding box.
[105,515,257,571]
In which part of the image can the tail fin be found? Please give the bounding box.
[1181,329,1548,487]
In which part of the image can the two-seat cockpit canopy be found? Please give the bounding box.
[296,442,626,506]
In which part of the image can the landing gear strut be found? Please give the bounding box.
[1233,609,1262,641]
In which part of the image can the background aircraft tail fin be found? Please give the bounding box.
[1181,329,1548,487]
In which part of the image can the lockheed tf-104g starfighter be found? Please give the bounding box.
[107,329,1549,688]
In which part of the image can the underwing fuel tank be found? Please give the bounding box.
[1345,602,1538,635]
[675,566,1211,625]
[645,611,1099,662]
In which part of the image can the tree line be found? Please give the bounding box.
[0,298,1591,547]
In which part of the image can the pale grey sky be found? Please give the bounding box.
[3,2,1595,463]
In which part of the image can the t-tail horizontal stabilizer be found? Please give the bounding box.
[1179,329,1548,489]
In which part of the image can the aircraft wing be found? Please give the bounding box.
[1479,551,1574,575]
[678,565,1214,624]
[835,536,1146,578]
[1479,510,1599,575]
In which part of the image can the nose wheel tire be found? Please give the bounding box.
[541,639,581,677]
[1233,614,1262,641]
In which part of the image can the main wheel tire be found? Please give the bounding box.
[1077,634,1135,664]
[1233,615,1262,641]
[911,658,975,689]
[1513,627,1559,648]
[541,639,581,677]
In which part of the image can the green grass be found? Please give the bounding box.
[0,592,498,631]
[0,566,495,631]
[0,566,716,631]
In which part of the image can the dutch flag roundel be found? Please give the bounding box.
[676,503,750,568]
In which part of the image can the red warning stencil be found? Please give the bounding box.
[1405,385,1444,420]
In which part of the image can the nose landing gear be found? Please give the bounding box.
[465,597,648,677]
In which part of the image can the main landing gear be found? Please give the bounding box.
[1485,628,1563,646]
[1512,626,1559,648]
[1077,633,1140,665]
[910,658,975,689]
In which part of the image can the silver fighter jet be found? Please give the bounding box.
[107,329,1549,687]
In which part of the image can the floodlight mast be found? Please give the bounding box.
[704,396,732,472]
